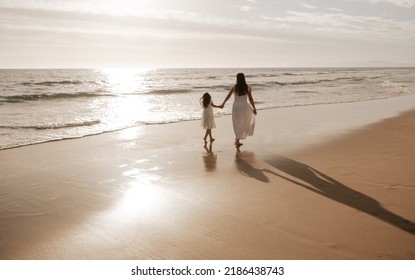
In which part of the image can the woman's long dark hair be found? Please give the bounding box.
[201,92,211,108]
[235,73,248,96]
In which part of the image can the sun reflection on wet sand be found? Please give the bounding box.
[45,167,167,257]
[114,168,164,217]
[117,127,143,141]
[115,127,145,149]
[114,181,163,217]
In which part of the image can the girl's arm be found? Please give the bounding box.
[247,86,257,115]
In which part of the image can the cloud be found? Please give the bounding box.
[2,1,414,51]
[300,2,318,9]
[239,5,258,12]
[227,4,259,12]
[327,7,344,12]
[0,1,243,28]
[261,10,415,40]
[348,0,415,8]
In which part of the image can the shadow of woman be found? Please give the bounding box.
[235,150,269,183]
[265,155,415,235]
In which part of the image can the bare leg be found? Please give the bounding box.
[203,129,209,143]
[209,129,215,142]
[235,138,243,147]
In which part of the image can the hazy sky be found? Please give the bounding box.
[1,0,414,68]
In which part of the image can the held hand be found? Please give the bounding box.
[219,104,224,109]
[253,109,257,115]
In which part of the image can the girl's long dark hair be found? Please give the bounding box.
[235,73,248,96]
[201,92,211,108]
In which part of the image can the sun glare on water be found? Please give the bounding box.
[102,68,151,94]
[96,68,160,126]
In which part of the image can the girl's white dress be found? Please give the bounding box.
[201,102,216,129]
[232,86,255,139]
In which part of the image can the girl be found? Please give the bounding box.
[200,92,220,143]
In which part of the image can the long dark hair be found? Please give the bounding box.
[235,73,248,96]
[201,92,211,108]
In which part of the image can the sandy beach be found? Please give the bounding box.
[1,95,415,260]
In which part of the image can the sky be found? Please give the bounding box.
[0,0,414,68]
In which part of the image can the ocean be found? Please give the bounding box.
[1,67,414,150]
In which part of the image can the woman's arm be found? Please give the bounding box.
[247,86,257,115]
[220,86,234,108]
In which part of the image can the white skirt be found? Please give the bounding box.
[201,105,216,129]
[232,94,255,139]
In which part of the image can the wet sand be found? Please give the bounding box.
[1,95,415,259]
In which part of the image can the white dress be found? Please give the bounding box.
[201,102,216,129]
[232,87,255,139]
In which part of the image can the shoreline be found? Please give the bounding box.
[1,95,415,259]
[2,94,415,151]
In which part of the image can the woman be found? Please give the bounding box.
[220,73,257,148]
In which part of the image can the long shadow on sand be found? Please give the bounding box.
[235,151,415,235]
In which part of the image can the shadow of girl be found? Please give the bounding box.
[265,155,415,235]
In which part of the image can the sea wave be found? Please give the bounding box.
[248,71,330,78]
[0,120,101,130]
[0,91,112,103]
[268,76,368,86]
[17,80,90,86]
[147,88,193,95]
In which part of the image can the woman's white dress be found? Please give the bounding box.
[232,89,255,139]
[201,102,216,129]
